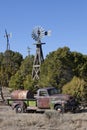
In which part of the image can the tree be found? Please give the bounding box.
[62,76,87,102]
[9,55,34,90]
[40,47,74,89]
[9,71,24,90]
[6,45,87,101]
[0,50,23,87]
[71,52,85,77]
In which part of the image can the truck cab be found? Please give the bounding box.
[36,87,59,109]
[36,87,77,112]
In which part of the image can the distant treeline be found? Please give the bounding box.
[0,47,87,101]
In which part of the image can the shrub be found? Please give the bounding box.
[62,76,87,102]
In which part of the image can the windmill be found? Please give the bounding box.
[0,29,11,100]
[4,29,11,51]
[4,29,12,66]
[27,46,31,57]
[32,26,51,80]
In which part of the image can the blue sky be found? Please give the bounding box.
[0,0,87,58]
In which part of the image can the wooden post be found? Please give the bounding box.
[0,86,5,102]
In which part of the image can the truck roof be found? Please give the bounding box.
[38,87,56,91]
[37,87,72,99]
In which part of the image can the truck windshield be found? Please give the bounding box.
[47,88,59,96]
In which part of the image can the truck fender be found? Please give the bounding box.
[12,102,21,110]
[12,101,27,110]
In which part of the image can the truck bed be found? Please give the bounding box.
[7,98,37,107]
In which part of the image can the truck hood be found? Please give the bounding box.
[51,94,72,101]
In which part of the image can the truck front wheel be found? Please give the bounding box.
[54,105,64,113]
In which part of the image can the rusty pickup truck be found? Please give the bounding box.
[7,87,78,113]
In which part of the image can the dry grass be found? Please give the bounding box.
[0,105,87,130]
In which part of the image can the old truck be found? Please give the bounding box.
[7,87,78,113]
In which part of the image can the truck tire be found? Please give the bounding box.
[54,105,64,113]
[16,105,23,113]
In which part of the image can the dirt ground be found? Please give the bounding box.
[0,88,87,130]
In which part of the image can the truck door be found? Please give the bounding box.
[37,90,50,109]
